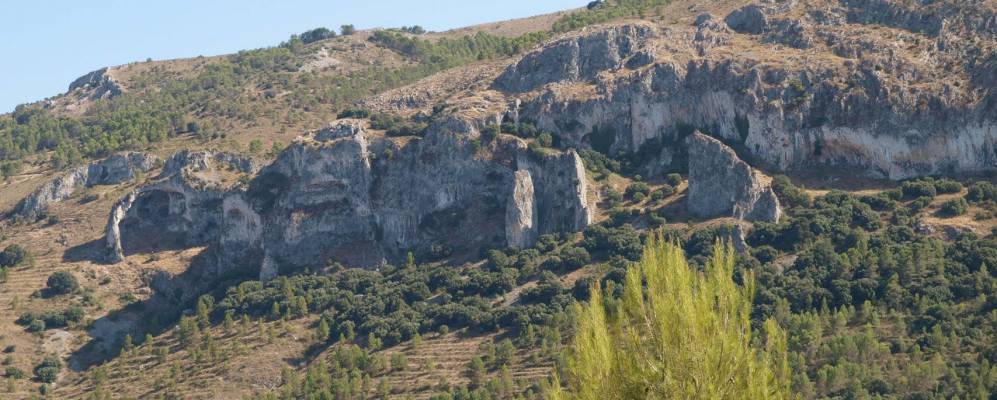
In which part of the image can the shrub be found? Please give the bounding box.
[337,109,370,119]
[966,182,996,203]
[46,272,79,295]
[771,175,810,209]
[536,132,554,147]
[665,173,683,187]
[0,245,30,269]
[340,24,357,35]
[482,124,500,142]
[940,198,969,217]
[33,356,61,383]
[27,319,45,333]
[4,366,23,379]
[625,182,651,199]
[901,180,937,199]
[933,179,962,194]
[300,27,336,44]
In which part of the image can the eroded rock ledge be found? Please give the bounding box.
[12,152,159,220]
[103,121,592,279]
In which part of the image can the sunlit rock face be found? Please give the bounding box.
[495,5,997,179]
[104,120,592,280]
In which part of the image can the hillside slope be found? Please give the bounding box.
[0,0,996,399]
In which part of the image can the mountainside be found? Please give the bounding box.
[1,0,996,399]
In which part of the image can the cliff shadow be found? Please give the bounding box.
[66,246,255,371]
[62,238,110,264]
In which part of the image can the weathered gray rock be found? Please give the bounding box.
[314,119,365,142]
[493,24,653,92]
[686,131,781,222]
[104,151,256,263]
[13,152,159,220]
[517,150,593,235]
[105,122,592,279]
[505,170,537,249]
[505,18,997,179]
[68,68,122,100]
[725,5,769,34]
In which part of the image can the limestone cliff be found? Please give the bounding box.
[104,151,257,264]
[490,0,997,179]
[104,120,592,279]
[505,170,537,249]
[12,152,159,219]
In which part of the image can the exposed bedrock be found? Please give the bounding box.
[68,67,123,100]
[12,152,159,219]
[686,132,781,223]
[104,120,592,279]
[495,13,997,179]
[104,151,257,264]
[505,170,538,249]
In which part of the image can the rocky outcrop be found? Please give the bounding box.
[517,150,593,235]
[505,170,538,249]
[104,151,256,264]
[104,121,592,279]
[495,5,997,179]
[68,68,122,100]
[493,24,653,93]
[686,132,780,222]
[12,153,158,219]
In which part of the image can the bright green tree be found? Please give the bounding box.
[550,236,792,400]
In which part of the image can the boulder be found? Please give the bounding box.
[686,131,781,222]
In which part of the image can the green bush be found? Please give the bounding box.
[33,356,61,383]
[966,181,996,203]
[939,198,969,217]
[46,271,79,295]
[0,245,30,269]
[625,182,651,199]
[299,27,336,44]
[771,175,811,209]
[933,179,962,194]
[536,132,554,147]
[4,366,23,379]
[665,173,683,187]
[901,180,937,199]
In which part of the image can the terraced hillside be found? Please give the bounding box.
[1,0,996,399]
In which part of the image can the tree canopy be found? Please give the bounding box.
[551,237,792,399]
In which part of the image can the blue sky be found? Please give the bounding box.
[1,0,582,113]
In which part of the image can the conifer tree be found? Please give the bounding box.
[550,237,792,400]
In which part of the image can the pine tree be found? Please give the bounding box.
[549,236,792,400]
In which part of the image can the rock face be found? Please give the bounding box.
[12,153,159,219]
[68,68,122,100]
[104,120,592,279]
[686,131,781,222]
[104,151,257,264]
[494,4,997,179]
[505,170,537,249]
[493,24,653,93]
[516,151,593,235]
